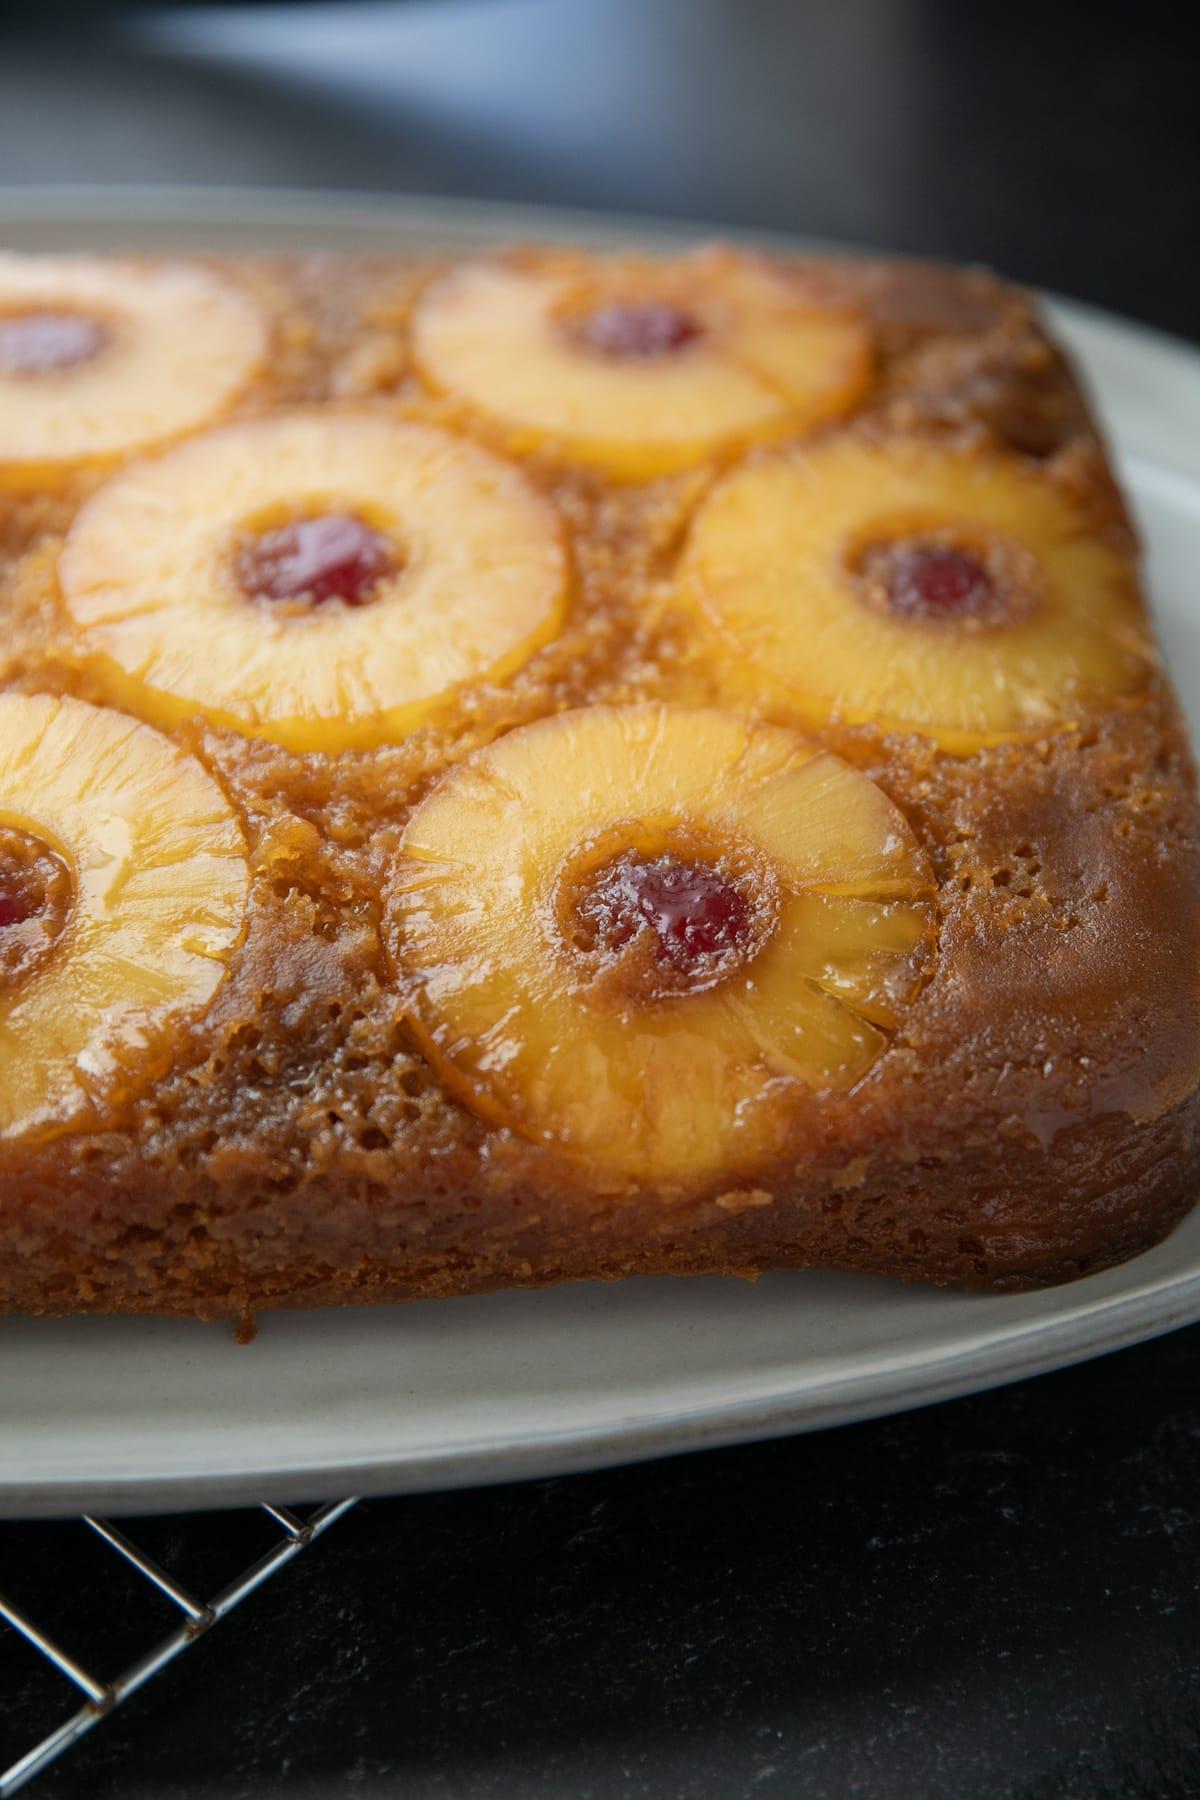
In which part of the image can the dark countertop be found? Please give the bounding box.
[2,2,1200,1794]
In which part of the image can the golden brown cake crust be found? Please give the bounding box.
[1,246,1199,1316]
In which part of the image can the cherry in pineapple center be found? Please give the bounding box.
[567,840,772,1000]
[0,827,73,984]
[846,527,1043,630]
[0,310,110,376]
[235,510,399,609]
[882,543,993,619]
[579,851,751,963]
[565,298,703,360]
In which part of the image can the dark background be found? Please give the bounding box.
[2,1,1200,1794]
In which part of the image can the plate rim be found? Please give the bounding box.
[3,185,1200,1517]
[9,1262,1200,1517]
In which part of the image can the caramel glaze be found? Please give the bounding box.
[1,248,1198,1317]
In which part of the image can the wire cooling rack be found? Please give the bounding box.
[0,1498,358,1794]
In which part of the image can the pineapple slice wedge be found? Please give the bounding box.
[0,255,265,487]
[411,252,870,480]
[0,693,248,1139]
[391,705,934,1185]
[678,436,1153,751]
[58,410,569,753]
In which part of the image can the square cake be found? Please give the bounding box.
[0,242,1197,1318]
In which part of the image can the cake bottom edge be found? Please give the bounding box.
[2,1097,1198,1321]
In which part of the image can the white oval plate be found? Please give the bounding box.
[2,190,1200,1518]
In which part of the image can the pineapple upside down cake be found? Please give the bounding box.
[0,242,1197,1319]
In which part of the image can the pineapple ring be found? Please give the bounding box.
[679,437,1154,751]
[0,255,265,485]
[59,411,570,753]
[391,705,934,1185]
[411,253,870,480]
[0,693,248,1140]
